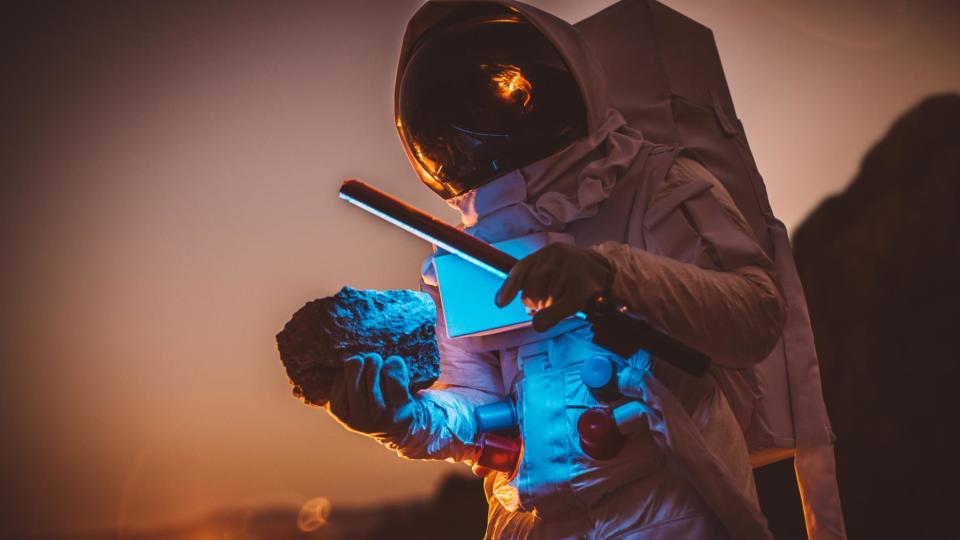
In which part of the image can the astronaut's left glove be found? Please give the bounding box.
[495,242,612,332]
[326,352,421,441]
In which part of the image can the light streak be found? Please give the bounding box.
[339,190,587,321]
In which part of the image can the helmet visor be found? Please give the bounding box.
[398,14,587,198]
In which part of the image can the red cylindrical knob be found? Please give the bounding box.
[475,433,522,476]
[577,407,624,460]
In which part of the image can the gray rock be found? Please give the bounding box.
[276,286,440,407]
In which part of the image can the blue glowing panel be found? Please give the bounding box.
[435,236,545,338]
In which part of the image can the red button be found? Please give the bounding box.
[475,433,521,476]
[577,407,624,460]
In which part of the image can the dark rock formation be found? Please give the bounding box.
[759,94,960,538]
[276,287,441,407]
[361,473,487,540]
[32,474,487,540]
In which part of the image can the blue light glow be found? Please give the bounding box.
[340,190,588,322]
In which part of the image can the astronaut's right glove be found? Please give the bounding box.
[495,242,613,332]
[325,352,421,441]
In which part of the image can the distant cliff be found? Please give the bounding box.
[780,93,960,538]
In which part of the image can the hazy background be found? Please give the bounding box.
[1,0,957,537]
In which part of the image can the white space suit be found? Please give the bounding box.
[328,1,845,539]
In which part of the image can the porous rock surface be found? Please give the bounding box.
[276,286,440,407]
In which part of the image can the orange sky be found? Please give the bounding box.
[0,0,957,537]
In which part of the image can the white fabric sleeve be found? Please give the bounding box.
[384,384,500,462]
[594,156,786,368]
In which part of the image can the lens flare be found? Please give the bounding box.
[297,496,331,532]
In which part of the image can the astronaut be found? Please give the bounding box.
[327,2,797,538]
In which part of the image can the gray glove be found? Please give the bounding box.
[326,352,419,440]
[495,243,612,332]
